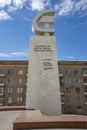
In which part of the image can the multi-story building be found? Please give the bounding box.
[59,61,87,115]
[0,61,28,106]
[0,60,87,115]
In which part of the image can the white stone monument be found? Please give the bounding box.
[26,10,61,116]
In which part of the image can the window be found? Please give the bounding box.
[0,79,4,83]
[84,88,87,92]
[76,97,81,102]
[74,70,78,75]
[66,88,71,93]
[0,98,3,106]
[18,70,23,75]
[0,88,4,93]
[83,70,87,74]
[17,97,23,104]
[84,78,87,83]
[18,88,23,94]
[77,106,82,112]
[8,70,13,75]
[66,97,72,102]
[85,96,87,100]
[8,97,12,103]
[75,78,80,84]
[0,70,5,74]
[0,88,4,96]
[8,88,13,94]
[76,87,80,93]
[66,78,71,84]
[66,106,73,113]
[65,70,70,75]
[19,78,22,84]
[8,78,13,84]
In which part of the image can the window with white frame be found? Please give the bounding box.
[77,106,82,112]
[75,78,80,84]
[74,70,79,75]
[8,78,13,84]
[76,97,81,102]
[76,87,80,93]
[84,78,87,83]
[0,79,4,83]
[17,97,23,104]
[8,88,13,94]
[8,97,13,103]
[19,78,22,84]
[8,70,13,75]
[18,88,23,94]
[83,70,87,74]
[18,70,23,75]
[66,78,71,84]
[0,88,4,93]
[0,70,5,74]
[66,88,72,93]
[66,97,72,102]
[65,70,71,75]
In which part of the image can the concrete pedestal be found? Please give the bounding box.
[13,110,87,130]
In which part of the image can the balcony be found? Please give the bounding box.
[0,83,5,86]
[0,103,3,106]
[61,101,65,104]
[83,74,87,77]
[84,101,87,105]
[59,73,63,77]
[83,82,87,86]
[0,93,4,96]
[0,74,5,77]
[84,92,87,95]
[61,92,64,95]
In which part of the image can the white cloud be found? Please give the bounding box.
[0,53,9,57]
[67,56,74,59]
[0,0,87,20]
[0,0,11,8]
[59,56,87,61]
[54,0,74,16]
[0,51,28,58]
[0,10,13,20]
[8,0,26,12]
[74,0,87,13]
[29,0,51,11]
[11,51,28,56]
[54,0,87,17]
[0,0,51,12]
[0,0,26,12]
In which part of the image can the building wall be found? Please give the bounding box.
[0,61,28,106]
[0,60,87,115]
[59,61,87,115]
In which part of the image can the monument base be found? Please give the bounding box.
[13,110,87,130]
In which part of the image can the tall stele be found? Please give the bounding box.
[26,10,61,115]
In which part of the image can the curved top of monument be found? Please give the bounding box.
[32,10,55,35]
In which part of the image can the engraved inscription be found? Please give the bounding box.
[43,59,53,70]
[34,45,52,51]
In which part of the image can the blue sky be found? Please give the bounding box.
[0,0,87,61]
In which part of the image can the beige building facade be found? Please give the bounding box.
[0,61,27,106]
[0,60,87,115]
[59,61,87,115]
